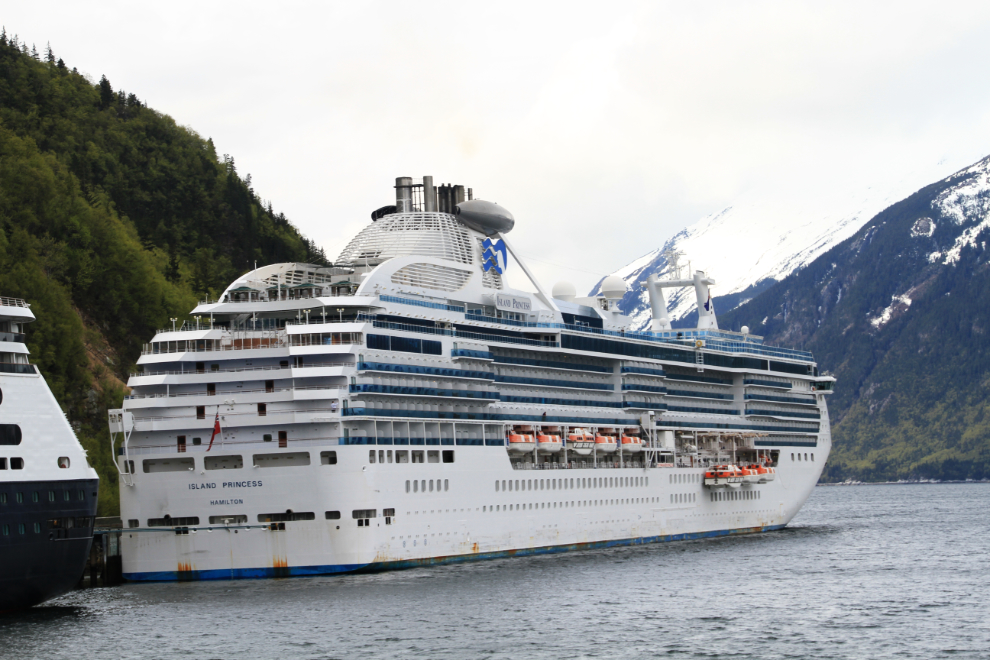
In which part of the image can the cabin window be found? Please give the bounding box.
[811,453,815,461]
[258,403,267,417]
[378,450,385,463]
[265,380,275,393]
[143,457,194,473]
[280,360,289,368]
[128,519,139,528]
[0,424,22,445]
[0,458,5,470]
[429,479,434,492]
[207,384,216,396]
[406,480,411,493]
[278,431,288,448]
[209,515,247,524]
[413,480,418,493]
[148,516,200,527]
[196,362,205,373]
[264,434,273,442]
[496,481,500,492]
[427,450,439,463]
[442,450,454,463]
[257,512,314,523]
[211,364,219,372]
[320,451,337,465]
[177,435,187,452]
[369,450,376,464]
[421,479,426,492]
[444,479,449,491]
[412,450,424,463]
[387,450,393,463]
[396,451,409,463]
[205,455,243,470]
[253,452,310,467]
[326,511,341,520]
[383,508,395,524]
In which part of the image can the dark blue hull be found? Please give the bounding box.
[0,478,99,612]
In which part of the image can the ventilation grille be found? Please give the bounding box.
[337,212,474,266]
[391,263,473,292]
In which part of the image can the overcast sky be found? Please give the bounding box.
[7,1,990,292]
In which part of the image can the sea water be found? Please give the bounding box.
[2,483,988,659]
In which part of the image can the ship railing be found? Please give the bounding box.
[120,436,344,456]
[130,361,353,378]
[0,331,27,343]
[124,386,344,401]
[141,332,289,355]
[0,296,30,308]
[510,460,649,470]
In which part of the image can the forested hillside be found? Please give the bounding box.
[0,33,327,514]
[720,156,990,482]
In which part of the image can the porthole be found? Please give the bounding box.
[58,457,70,469]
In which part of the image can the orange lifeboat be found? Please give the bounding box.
[506,433,535,454]
[537,434,562,453]
[755,464,776,483]
[703,464,744,488]
[595,434,617,454]
[620,436,643,453]
[566,428,594,456]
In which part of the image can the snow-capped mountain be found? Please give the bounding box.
[593,158,973,331]
[713,153,990,482]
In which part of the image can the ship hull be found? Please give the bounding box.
[0,478,99,611]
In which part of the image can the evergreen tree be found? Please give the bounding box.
[98,74,113,110]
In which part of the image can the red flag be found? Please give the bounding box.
[207,408,221,451]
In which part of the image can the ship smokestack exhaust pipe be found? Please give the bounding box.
[423,176,436,212]
[395,177,413,213]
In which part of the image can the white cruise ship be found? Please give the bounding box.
[0,296,100,610]
[110,176,832,581]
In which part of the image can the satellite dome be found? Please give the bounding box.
[454,199,515,235]
[552,281,577,302]
[600,275,628,300]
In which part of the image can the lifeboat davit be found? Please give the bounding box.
[566,428,594,456]
[595,435,617,454]
[506,433,535,454]
[537,434,562,453]
[620,436,643,453]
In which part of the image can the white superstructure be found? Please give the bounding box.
[111,177,832,581]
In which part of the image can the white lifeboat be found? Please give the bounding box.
[506,433,535,454]
[537,434,562,453]
[620,436,643,453]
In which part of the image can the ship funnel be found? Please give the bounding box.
[693,270,718,330]
[395,177,413,213]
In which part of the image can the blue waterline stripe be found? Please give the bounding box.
[122,524,787,582]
